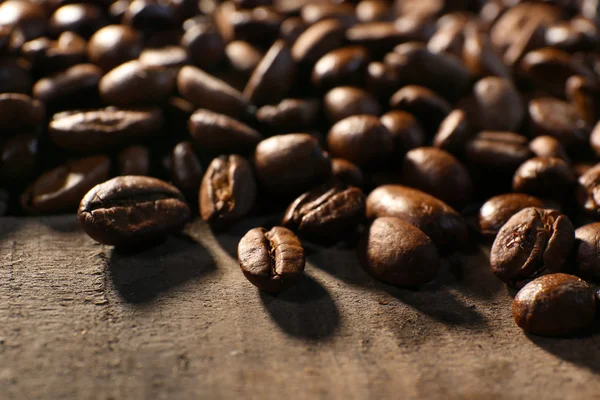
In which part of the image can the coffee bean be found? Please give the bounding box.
[225,40,264,77]
[169,141,204,200]
[117,146,150,176]
[199,154,255,226]
[177,65,251,118]
[401,147,473,208]
[347,20,432,57]
[280,16,308,45]
[591,122,600,157]
[512,157,576,200]
[22,32,88,74]
[123,1,177,34]
[181,21,225,69]
[139,46,189,69]
[545,17,599,53]
[78,176,190,246]
[490,207,574,287]
[513,273,596,336]
[256,98,320,132]
[574,223,600,281]
[462,22,510,79]
[22,155,111,214]
[188,108,262,154]
[465,131,532,171]
[327,114,392,168]
[576,163,600,219]
[283,184,365,241]
[301,3,356,26]
[238,226,305,292]
[426,13,467,58]
[366,184,468,253]
[390,85,451,135]
[49,3,107,39]
[324,86,381,123]
[254,133,331,196]
[0,1,46,49]
[87,25,143,71]
[0,94,45,134]
[358,217,440,286]
[356,0,392,22]
[215,4,282,45]
[432,109,472,154]
[529,136,570,162]
[291,19,346,65]
[380,110,425,158]
[565,75,599,126]
[478,193,546,238]
[331,158,364,187]
[33,63,103,106]
[0,133,39,186]
[49,107,163,152]
[312,46,369,90]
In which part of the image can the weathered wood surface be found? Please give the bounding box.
[0,215,599,400]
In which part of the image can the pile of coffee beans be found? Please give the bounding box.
[0,0,599,338]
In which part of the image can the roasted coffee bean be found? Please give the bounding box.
[401,147,472,208]
[565,75,599,126]
[574,223,600,281]
[324,86,381,124]
[478,193,546,238]
[512,157,575,200]
[528,97,590,151]
[0,93,45,134]
[366,184,468,253]
[87,25,143,71]
[0,133,39,186]
[573,162,594,178]
[462,22,510,79]
[358,216,440,287]
[49,3,107,38]
[283,184,365,241]
[181,21,225,69]
[33,63,102,106]
[301,3,356,26]
[432,109,472,154]
[490,207,574,287]
[513,273,596,336]
[237,226,305,293]
[389,85,451,135]
[244,40,296,107]
[117,146,150,176]
[426,14,466,58]
[347,19,432,57]
[545,17,599,53]
[0,1,46,49]
[22,32,88,74]
[123,0,177,34]
[465,131,532,171]
[365,61,399,101]
[225,40,263,77]
[177,65,251,118]
[254,133,331,196]
[331,158,364,187]
[188,109,262,154]
[312,46,369,90]
[49,107,163,152]
[78,176,190,246]
[280,17,308,45]
[22,155,111,215]
[291,19,346,65]
[327,114,392,168]
[256,98,320,132]
[356,0,392,22]
[380,110,425,158]
[199,154,256,226]
[591,122,600,157]
[215,4,282,45]
[576,163,600,219]
[169,141,203,200]
[139,46,189,69]
[529,136,570,162]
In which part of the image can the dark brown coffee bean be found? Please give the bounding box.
[545,17,599,53]
[215,4,282,45]
[177,65,251,118]
[426,14,467,58]
[244,40,296,107]
[301,3,356,26]
[283,184,365,241]
[380,110,425,158]
[23,31,87,71]
[513,273,596,336]
[0,58,32,94]
[254,133,331,195]
[280,16,308,45]
[324,86,380,124]
[327,114,392,168]
[356,0,392,22]
[0,1,46,49]
[478,193,546,238]
[465,131,532,171]
[225,40,264,77]
[389,85,451,135]
[33,63,102,105]
[432,109,472,154]
[199,154,256,226]
[169,141,203,200]
[401,147,472,208]
[312,46,369,90]
[577,163,600,219]
[528,97,590,151]
[188,108,262,154]
[347,19,432,57]
[123,0,177,34]
[0,133,39,186]
[574,223,600,281]
[22,155,111,215]
[49,107,163,152]
[462,22,510,79]
[291,19,346,65]
[78,176,190,246]
[490,207,574,287]
[0,94,45,134]
[256,98,319,132]
[512,157,576,200]
[529,136,570,162]
[117,146,150,176]
[87,25,143,71]
[49,3,107,38]
[591,122,600,157]
[139,46,189,69]
[366,184,468,253]
[565,75,598,126]
[331,158,364,187]
[238,226,305,293]
[365,61,399,100]
[573,162,594,178]
[358,216,440,286]
[181,22,225,69]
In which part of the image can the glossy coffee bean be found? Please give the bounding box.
[0,94,45,134]
[512,157,575,200]
[356,0,392,22]
[574,223,600,281]
[426,14,466,58]
[238,226,305,293]
[0,1,46,49]
[117,146,150,176]
[490,207,574,287]
[528,98,590,151]
[225,40,263,77]
[254,133,331,196]
[215,4,282,45]
[0,133,39,186]
[478,193,546,238]
[432,109,472,154]
[139,46,189,69]
[565,75,598,126]
[358,217,440,287]
[544,17,599,53]
[256,98,320,133]
[513,273,596,336]
[347,19,432,57]
[181,22,225,69]
[331,158,364,187]
[365,61,399,101]
[188,109,262,154]
[280,17,308,45]
[591,122,600,157]
[401,147,472,207]
[379,110,425,158]
[465,131,532,171]
[87,25,143,71]
[327,114,392,168]
[577,164,600,219]
[312,46,369,90]
[366,184,468,253]
[291,19,346,65]
[283,184,365,242]
[122,0,178,34]
[529,136,569,162]
[22,32,87,74]
[78,176,190,246]
[389,85,451,135]
[33,63,102,105]
[169,141,203,200]
[324,86,381,123]
[49,3,107,38]
[22,155,111,215]
[199,154,256,226]
[49,107,163,152]
[462,22,510,79]
[301,3,356,26]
